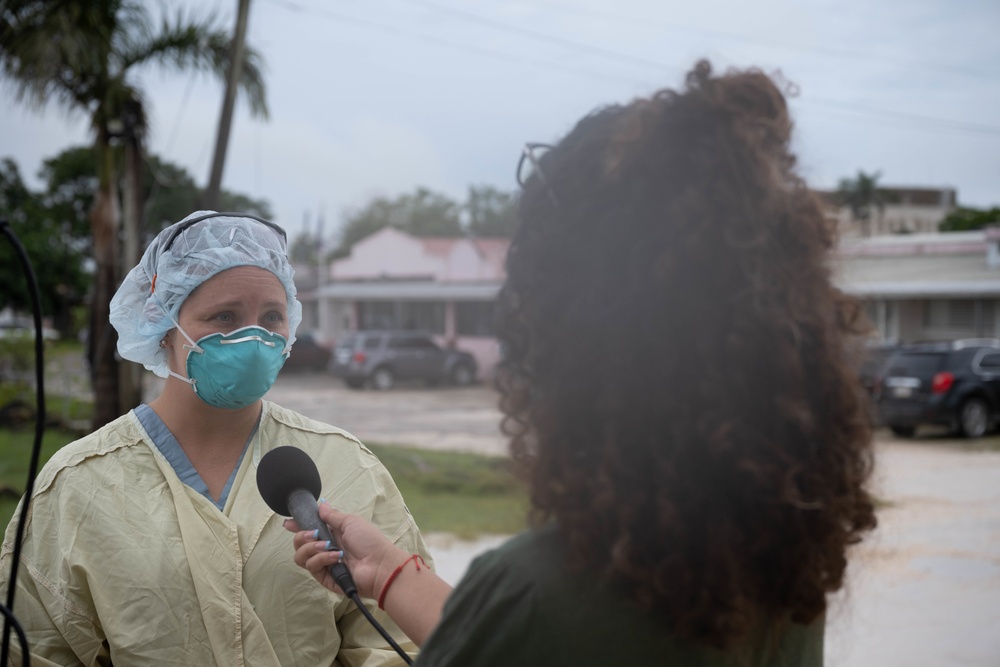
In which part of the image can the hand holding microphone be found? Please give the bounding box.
[257,446,361,597]
[285,500,411,601]
[259,446,451,650]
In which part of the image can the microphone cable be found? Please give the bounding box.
[0,605,29,667]
[1,217,49,666]
[348,591,413,665]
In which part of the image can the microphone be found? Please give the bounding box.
[257,446,358,597]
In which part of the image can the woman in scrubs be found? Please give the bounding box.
[1,211,429,666]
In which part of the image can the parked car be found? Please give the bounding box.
[329,330,478,390]
[876,339,1000,438]
[282,331,332,372]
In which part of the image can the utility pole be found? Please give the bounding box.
[203,0,251,209]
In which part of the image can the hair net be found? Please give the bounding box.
[110,211,303,377]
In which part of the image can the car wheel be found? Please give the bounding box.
[371,367,395,391]
[345,378,365,390]
[958,398,989,438]
[889,424,916,438]
[450,364,474,387]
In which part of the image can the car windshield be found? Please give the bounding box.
[335,334,356,349]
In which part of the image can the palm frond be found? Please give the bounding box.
[0,0,109,113]
[123,9,269,119]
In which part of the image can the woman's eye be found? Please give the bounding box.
[263,311,285,324]
[213,312,234,323]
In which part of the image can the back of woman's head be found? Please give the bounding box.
[496,60,876,649]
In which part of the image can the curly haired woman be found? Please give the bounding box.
[287,60,877,666]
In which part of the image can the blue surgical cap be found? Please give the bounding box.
[110,211,303,377]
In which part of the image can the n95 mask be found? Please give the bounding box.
[169,325,289,409]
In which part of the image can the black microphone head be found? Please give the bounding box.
[257,446,323,516]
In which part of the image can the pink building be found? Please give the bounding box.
[299,227,510,377]
[296,223,1000,378]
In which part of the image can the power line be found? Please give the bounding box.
[406,0,684,75]
[505,0,999,80]
[262,0,1000,138]
[402,0,1000,137]
[260,0,653,87]
[802,96,1000,136]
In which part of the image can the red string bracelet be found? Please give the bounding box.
[378,554,427,610]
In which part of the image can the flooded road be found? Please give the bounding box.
[266,371,1000,666]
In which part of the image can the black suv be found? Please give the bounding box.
[876,339,1000,438]
[328,330,478,390]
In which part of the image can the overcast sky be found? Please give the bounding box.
[2,0,998,243]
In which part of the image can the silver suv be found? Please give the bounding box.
[329,331,478,390]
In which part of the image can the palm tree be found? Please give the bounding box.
[0,0,268,428]
[836,170,889,237]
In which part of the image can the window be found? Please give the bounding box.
[357,302,396,330]
[924,300,978,329]
[399,302,445,334]
[456,301,495,336]
[979,353,1000,370]
[356,301,445,333]
[861,299,896,341]
[388,334,440,350]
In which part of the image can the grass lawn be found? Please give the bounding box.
[0,428,70,529]
[367,443,529,538]
[0,427,528,540]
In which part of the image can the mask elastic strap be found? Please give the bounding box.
[167,369,196,387]
[154,294,203,388]
[153,293,203,354]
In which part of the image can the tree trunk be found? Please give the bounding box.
[119,134,144,413]
[89,139,122,430]
[203,0,251,209]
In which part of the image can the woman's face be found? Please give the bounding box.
[167,266,289,369]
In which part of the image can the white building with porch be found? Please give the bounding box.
[835,227,1000,342]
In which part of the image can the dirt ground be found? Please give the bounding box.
[272,373,1000,665]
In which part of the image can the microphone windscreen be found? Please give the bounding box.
[257,446,323,516]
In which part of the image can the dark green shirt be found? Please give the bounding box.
[417,525,824,666]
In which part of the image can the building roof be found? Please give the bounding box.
[330,227,509,283]
[833,230,1000,298]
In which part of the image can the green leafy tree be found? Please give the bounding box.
[0,158,89,336]
[334,187,463,258]
[938,206,1000,232]
[2,147,273,336]
[0,0,268,427]
[836,170,893,237]
[330,185,521,260]
[141,153,271,242]
[466,184,519,237]
[289,232,322,265]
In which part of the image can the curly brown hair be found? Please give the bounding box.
[495,60,877,650]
